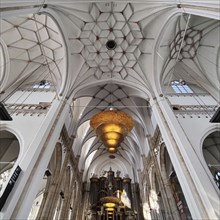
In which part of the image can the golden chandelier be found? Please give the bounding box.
[90,109,134,153]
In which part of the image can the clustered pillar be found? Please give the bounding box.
[35,132,82,220]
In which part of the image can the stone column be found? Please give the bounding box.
[35,191,48,219]
[132,183,144,220]
[64,170,76,219]
[59,166,71,220]
[160,143,181,220]
[150,97,219,219]
[69,181,77,219]
[76,183,83,219]
[71,181,82,219]
[35,177,51,220]
[148,138,180,220]
[46,149,70,220]
[4,99,69,220]
[36,143,62,220]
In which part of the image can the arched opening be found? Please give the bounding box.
[0,130,20,193]
[202,130,220,189]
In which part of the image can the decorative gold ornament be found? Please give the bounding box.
[103,203,116,208]
[90,110,134,132]
[100,196,120,205]
[105,207,115,211]
[90,109,134,153]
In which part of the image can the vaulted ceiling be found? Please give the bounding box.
[0,1,219,182]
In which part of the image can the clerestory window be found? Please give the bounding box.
[171,80,193,94]
[33,80,51,89]
[214,171,220,189]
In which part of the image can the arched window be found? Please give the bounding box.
[214,171,220,189]
[202,131,220,190]
[33,80,51,89]
[0,130,20,193]
[171,80,193,94]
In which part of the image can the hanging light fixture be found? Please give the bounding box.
[90,109,134,153]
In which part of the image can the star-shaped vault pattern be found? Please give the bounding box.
[170,28,203,60]
[78,3,143,79]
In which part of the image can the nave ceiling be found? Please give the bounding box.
[0,0,219,182]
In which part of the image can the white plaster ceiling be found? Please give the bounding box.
[72,84,150,181]
[76,3,143,79]
[0,14,66,93]
[0,1,219,182]
[157,14,220,97]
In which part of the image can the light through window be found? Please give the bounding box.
[171,80,193,94]
[214,171,220,189]
[33,80,51,89]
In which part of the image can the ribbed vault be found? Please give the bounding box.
[0,1,219,184]
[156,14,220,96]
[0,13,66,94]
[71,84,150,181]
